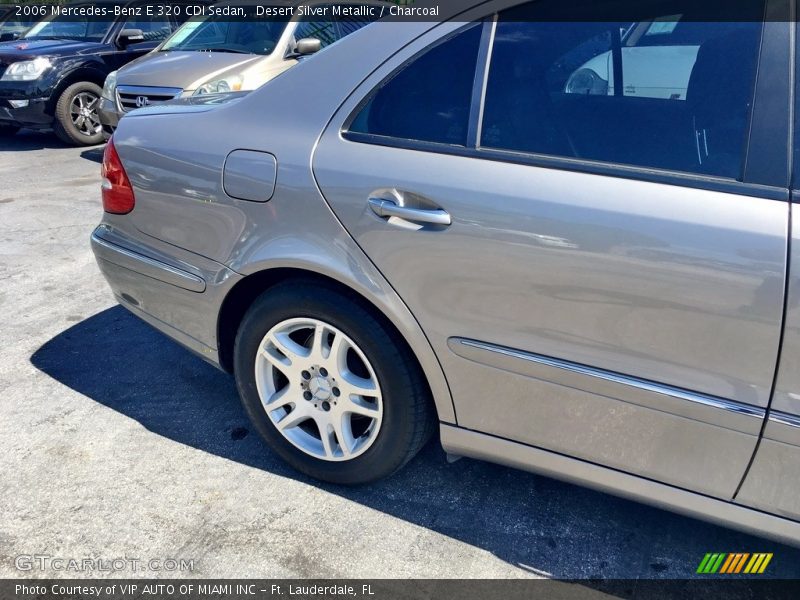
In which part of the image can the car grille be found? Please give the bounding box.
[116,85,182,112]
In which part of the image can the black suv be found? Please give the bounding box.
[0,0,201,145]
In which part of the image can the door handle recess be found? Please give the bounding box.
[368,197,451,226]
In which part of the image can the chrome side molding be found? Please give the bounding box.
[769,410,800,429]
[91,230,206,293]
[450,337,765,420]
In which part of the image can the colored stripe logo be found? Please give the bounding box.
[697,553,773,574]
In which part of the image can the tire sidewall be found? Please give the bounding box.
[234,283,419,484]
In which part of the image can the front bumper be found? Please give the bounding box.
[97,95,119,139]
[0,96,51,128]
[0,79,55,129]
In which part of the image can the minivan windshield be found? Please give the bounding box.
[161,15,287,55]
[625,20,749,47]
[24,14,114,42]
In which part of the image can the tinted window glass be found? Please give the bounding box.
[348,24,482,146]
[0,14,36,36]
[337,19,368,37]
[481,3,763,179]
[24,16,114,42]
[162,19,286,54]
[336,5,377,37]
[124,13,173,42]
[632,21,747,47]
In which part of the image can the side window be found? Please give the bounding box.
[295,19,338,48]
[124,13,173,42]
[481,3,764,179]
[347,23,483,146]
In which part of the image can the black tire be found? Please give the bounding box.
[0,124,19,137]
[53,81,104,146]
[234,279,435,485]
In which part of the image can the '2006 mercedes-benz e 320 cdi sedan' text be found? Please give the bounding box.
[92,0,800,545]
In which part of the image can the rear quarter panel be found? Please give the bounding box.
[108,20,458,421]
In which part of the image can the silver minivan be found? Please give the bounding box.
[97,0,381,135]
[92,0,800,546]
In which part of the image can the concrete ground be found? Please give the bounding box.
[1,130,800,584]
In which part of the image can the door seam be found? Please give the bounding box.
[734,200,793,499]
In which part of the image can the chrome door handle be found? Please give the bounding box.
[368,198,451,226]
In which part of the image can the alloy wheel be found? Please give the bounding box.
[254,317,383,461]
[70,91,101,137]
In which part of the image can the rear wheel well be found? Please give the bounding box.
[219,268,441,435]
[218,268,424,380]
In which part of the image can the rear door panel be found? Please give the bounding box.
[313,138,787,498]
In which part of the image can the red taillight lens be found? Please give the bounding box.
[101,137,135,214]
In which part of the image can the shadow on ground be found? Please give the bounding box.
[30,306,800,587]
[0,129,103,156]
[80,146,105,163]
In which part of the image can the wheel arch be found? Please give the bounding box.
[216,266,456,424]
[46,66,108,114]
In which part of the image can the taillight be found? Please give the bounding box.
[101,137,135,214]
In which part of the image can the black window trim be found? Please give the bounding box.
[341,2,791,202]
[789,2,800,195]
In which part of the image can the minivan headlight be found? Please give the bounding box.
[1,57,51,81]
[193,75,243,96]
[102,70,118,101]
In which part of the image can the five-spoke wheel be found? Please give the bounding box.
[256,318,383,461]
[234,280,435,484]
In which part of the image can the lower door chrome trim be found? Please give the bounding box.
[770,410,800,428]
[449,337,764,433]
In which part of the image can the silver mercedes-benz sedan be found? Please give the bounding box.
[92,0,800,545]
